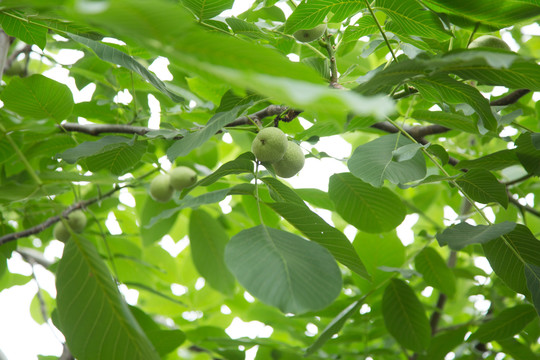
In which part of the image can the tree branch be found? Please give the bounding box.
[58,105,289,138]
[490,89,530,106]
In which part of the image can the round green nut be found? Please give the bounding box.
[293,24,327,43]
[251,127,288,163]
[273,141,305,178]
[169,166,197,191]
[67,210,87,233]
[468,35,511,51]
[150,173,174,202]
[53,222,71,242]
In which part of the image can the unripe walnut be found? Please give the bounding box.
[293,24,327,43]
[251,127,288,163]
[169,166,197,190]
[150,174,174,202]
[273,141,305,178]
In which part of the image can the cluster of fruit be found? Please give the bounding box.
[149,166,198,202]
[251,127,305,178]
[53,210,87,242]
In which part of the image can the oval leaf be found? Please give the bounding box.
[224,225,342,314]
[470,304,536,342]
[456,169,508,208]
[414,247,456,296]
[382,278,431,352]
[329,173,406,233]
[56,236,159,360]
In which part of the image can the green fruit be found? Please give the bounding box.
[150,174,174,202]
[251,127,288,162]
[169,166,197,190]
[67,210,87,233]
[468,35,511,51]
[293,24,327,43]
[273,141,305,178]
[53,222,70,242]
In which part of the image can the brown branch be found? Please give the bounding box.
[490,89,530,106]
[5,43,31,70]
[17,247,53,268]
[0,186,122,246]
[508,192,540,218]
[58,105,289,138]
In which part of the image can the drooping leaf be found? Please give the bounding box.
[85,140,147,175]
[188,209,236,296]
[455,169,508,208]
[382,278,431,352]
[59,136,132,163]
[348,134,426,187]
[417,326,468,360]
[285,0,364,34]
[329,173,406,233]
[496,338,540,360]
[483,225,540,295]
[515,133,540,175]
[56,236,159,360]
[261,177,307,207]
[224,225,342,314]
[266,201,370,279]
[414,247,456,296]
[437,222,516,250]
[140,195,179,246]
[1,74,73,120]
[305,298,365,356]
[470,304,536,342]
[411,110,478,134]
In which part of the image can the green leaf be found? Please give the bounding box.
[224,225,342,314]
[167,101,254,161]
[188,209,236,296]
[266,201,370,279]
[329,173,406,233]
[67,33,184,103]
[0,10,47,49]
[285,0,365,34]
[516,133,540,175]
[261,177,307,207]
[305,298,365,356]
[376,0,450,40]
[56,236,159,360]
[1,74,73,120]
[85,140,147,175]
[496,338,540,360]
[418,326,468,360]
[437,222,516,250]
[455,169,508,208]
[414,247,456,296]
[140,195,179,246]
[411,74,498,131]
[226,17,268,39]
[59,136,132,163]
[470,304,536,342]
[382,278,431,352]
[411,110,478,134]
[348,134,426,188]
[295,188,335,211]
[422,0,540,27]
[182,0,234,20]
[197,152,255,187]
[457,150,520,171]
[524,263,540,317]
[483,225,540,295]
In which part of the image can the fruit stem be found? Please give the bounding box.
[0,122,43,186]
[364,0,398,63]
[323,29,340,87]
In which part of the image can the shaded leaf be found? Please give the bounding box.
[483,225,540,295]
[85,141,147,175]
[437,222,516,250]
[329,173,406,233]
[189,209,236,296]
[182,0,234,20]
[224,225,342,314]
[414,247,456,296]
[382,278,431,352]
[197,152,255,187]
[470,304,536,342]
[411,110,478,134]
[457,150,520,171]
[524,263,540,317]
